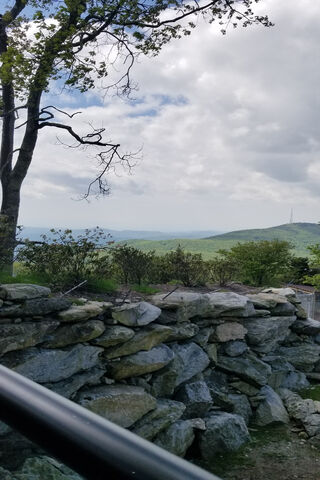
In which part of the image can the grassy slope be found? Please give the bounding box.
[120,223,320,259]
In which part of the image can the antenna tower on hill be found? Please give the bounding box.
[289,208,294,224]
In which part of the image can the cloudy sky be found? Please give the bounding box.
[18,0,320,232]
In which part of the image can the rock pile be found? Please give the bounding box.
[0,284,320,475]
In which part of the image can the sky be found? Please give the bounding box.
[16,0,320,232]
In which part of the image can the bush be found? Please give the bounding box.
[207,257,238,286]
[17,228,113,290]
[218,240,293,287]
[157,245,206,287]
[111,244,155,285]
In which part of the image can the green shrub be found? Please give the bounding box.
[157,245,206,287]
[217,240,293,287]
[207,257,238,286]
[111,244,155,285]
[17,227,113,290]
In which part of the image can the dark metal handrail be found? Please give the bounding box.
[0,365,220,480]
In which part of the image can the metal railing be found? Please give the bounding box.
[0,365,221,480]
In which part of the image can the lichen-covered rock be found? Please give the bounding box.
[213,322,247,343]
[0,322,59,356]
[104,324,172,359]
[154,420,195,457]
[255,386,289,426]
[58,301,112,323]
[166,322,199,342]
[44,367,105,399]
[91,325,134,348]
[78,385,156,428]
[199,413,250,464]
[292,318,320,336]
[223,341,248,357]
[243,316,296,353]
[20,297,72,317]
[1,345,103,383]
[174,381,212,419]
[108,345,175,380]
[43,320,105,348]
[218,352,271,387]
[112,302,161,326]
[0,284,51,301]
[15,456,83,479]
[274,345,320,372]
[171,342,210,388]
[131,399,186,440]
[204,292,255,318]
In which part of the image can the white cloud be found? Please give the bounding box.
[18,0,320,231]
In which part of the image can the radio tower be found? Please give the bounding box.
[289,208,294,224]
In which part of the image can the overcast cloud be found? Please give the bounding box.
[18,0,320,232]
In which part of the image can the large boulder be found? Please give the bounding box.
[154,420,195,457]
[255,386,289,426]
[174,381,212,419]
[108,345,175,380]
[243,316,296,353]
[112,302,161,326]
[104,324,172,359]
[78,385,156,428]
[0,284,51,301]
[217,352,271,387]
[1,345,103,383]
[131,399,186,440]
[199,413,250,465]
[0,322,59,356]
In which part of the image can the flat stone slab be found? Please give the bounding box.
[0,284,51,301]
[274,345,320,372]
[58,301,112,323]
[91,325,134,348]
[218,353,271,387]
[43,320,105,348]
[0,321,59,356]
[292,318,320,336]
[108,345,175,380]
[1,344,103,383]
[213,322,247,343]
[243,316,296,353]
[78,385,156,428]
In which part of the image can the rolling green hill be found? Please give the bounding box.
[120,223,320,259]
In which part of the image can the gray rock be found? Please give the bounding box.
[0,284,51,301]
[20,297,72,317]
[2,345,103,383]
[223,340,248,357]
[78,385,156,428]
[227,394,252,425]
[0,322,59,356]
[171,342,210,387]
[108,345,175,380]
[292,318,320,335]
[131,399,186,440]
[255,386,289,426]
[204,343,218,365]
[218,352,271,387]
[243,316,296,353]
[104,324,172,359]
[43,320,105,348]
[151,292,208,322]
[229,380,260,397]
[44,367,104,399]
[279,388,316,423]
[193,327,213,347]
[247,292,290,309]
[112,302,161,326]
[58,301,112,323]
[199,412,250,464]
[174,381,212,419]
[15,456,83,479]
[274,345,320,372]
[150,356,182,398]
[91,325,134,347]
[154,420,195,457]
[262,287,297,301]
[281,372,310,391]
[213,322,247,343]
[204,292,255,318]
[166,322,199,342]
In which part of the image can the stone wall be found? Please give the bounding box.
[1,284,320,477]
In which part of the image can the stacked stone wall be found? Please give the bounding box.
[1,284,320,477]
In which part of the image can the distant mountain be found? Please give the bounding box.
[121,223,320,258]
[19,227,222,243]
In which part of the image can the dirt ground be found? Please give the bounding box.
[204,425,320,480]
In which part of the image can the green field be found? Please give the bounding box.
[120,223,320,259]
